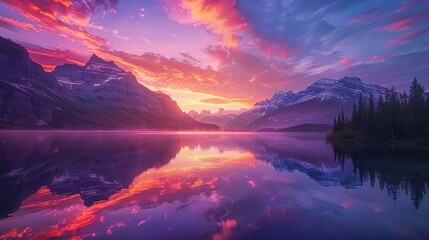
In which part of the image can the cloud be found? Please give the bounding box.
[112,29,131,41]
[23,43,89,71]
[95,44,294,104]
[204,45,229,64]
[3,0,118,26]
[381,8,429,32]
[369,55,391,62]
[0,16,41,32]
[199,97,232,104]
[339,58,355,66]
[396,0,424,13]
[105,50,218,90]
[386,28,429,47]
[165,0,247,48]
[348,8,379,24]
[1,0,118,50]
[336,50,429,89]
[88,23,105,30]
[139,7,146,18]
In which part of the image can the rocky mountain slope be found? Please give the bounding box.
[0,37,218,130]
[225,77,387,131]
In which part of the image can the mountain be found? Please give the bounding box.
[188,108,246,128]
[225,77,387,131]
[0,37,218,130]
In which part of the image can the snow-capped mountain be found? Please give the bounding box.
[255,91,302,109]
[188,108,246,128]
[0,37,218,130]
[53,54,172,112]
[225,77,387,131]
[54,54,126,88]
[297,77,385,103]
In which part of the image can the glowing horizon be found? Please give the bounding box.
[0,0,428,112]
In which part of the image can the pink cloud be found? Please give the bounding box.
[348,8,378,24]
[386,28,428,47]
[339,58,354,66]
[382,9,429,32]
[396,0,423,13]
[385,18,417,31]
[204,45,229,64]
[139,7,146,18]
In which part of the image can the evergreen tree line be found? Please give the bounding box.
[332,78,429,141]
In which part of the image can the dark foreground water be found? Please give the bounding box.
[0,132,428,240]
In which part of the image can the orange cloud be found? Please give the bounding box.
[0,16,41,32]
[105,46,291,106]
[200,97,233,104]
[212,219,237,240]
[24,44,88,71]
[107,50,219,89]
[166,0,247,48]
[166,0,291,60]
[1,0,115,50]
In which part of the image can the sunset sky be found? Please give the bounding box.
[0,0,428,112]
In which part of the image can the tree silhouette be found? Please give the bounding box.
[329,78,429,141]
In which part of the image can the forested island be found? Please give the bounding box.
[328,78,429,143]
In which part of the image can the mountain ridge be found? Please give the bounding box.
[0,37,219,130]
[223,76,387,131]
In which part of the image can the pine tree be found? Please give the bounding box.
[330,78,428,141]
[425,93,429,132]
[338,112,342,130]
[356,94,364,130]
[352,102,358,131]
[333,116,338,133]
[398,91,413,138]
[375,94,390,140]
[409,78,425,134]
[366,94,375,136]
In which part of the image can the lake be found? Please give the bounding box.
[0,132,428,239]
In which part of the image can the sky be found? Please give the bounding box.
[0,0,428,112]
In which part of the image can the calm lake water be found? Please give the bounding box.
[0,132,428,240]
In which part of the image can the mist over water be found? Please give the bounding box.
[0,132,428,239]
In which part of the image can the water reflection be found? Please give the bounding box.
[0,132,428,239]
[331,141,429,209]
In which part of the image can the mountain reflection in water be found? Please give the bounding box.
[0,132,428,239]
